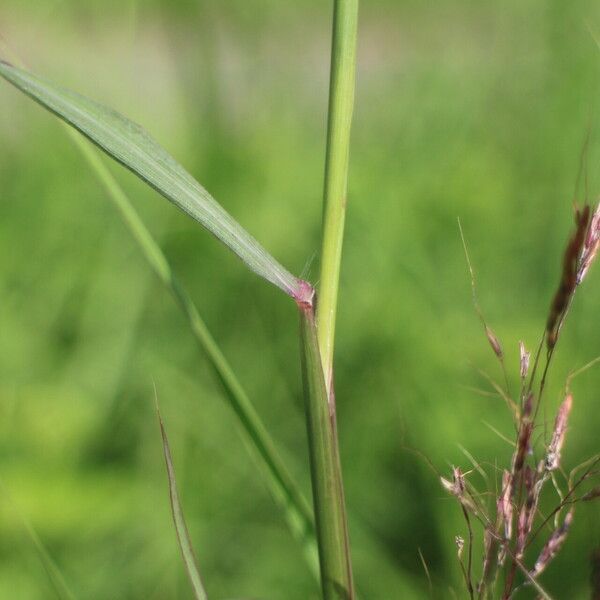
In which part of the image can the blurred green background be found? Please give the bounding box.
[1,0,600,598]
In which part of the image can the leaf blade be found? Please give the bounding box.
[157,408,209,600]
[0,61,303,299]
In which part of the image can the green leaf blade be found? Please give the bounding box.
[0,61,303,299]
[158,409,209,600]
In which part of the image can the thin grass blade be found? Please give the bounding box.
[299,304,353,599]
[157,408,209,600]
[0,61,305,300]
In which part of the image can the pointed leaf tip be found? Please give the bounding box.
[157,409,208,600]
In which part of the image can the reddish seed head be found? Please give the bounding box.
[546,205,591,349]
[546,394,573,471]
[578,201,600,285]
[499,471,513,530]
[512,394,534,476]
[530,510,574,577]
[517,466,545,559]
[513,416,533,474]
[519,341,530,380]
[485,326,503,359]
[516,503,528,558]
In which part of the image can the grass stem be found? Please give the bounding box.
[299,1,359,595]
[300,302,354,599]
[317,0,359,384]
[300,1,359,595]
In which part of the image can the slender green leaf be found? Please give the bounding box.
[65,134,318,577]
[157,407,209,600]
[299,304,353,600]
[0,60,305,300]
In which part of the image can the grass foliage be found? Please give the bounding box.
[0,1,600,599]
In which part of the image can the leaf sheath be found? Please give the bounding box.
[299,304,353,600]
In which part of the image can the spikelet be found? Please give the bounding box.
[546,205,590,349]
[530,510,574,577]
[577,201,600,284]
[519,341,530,381]
[545,394,573,472]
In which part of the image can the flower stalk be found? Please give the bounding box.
[317,0,359,387]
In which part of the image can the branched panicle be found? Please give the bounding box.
[441,200,600,600]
